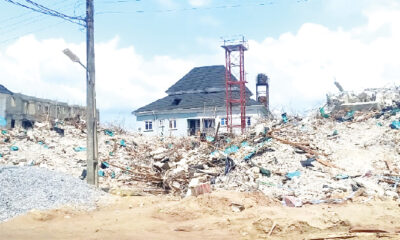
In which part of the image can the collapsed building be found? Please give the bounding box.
[0,84,86,129]
[133,65,269,136]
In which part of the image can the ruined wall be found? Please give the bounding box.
[4,93,86,128]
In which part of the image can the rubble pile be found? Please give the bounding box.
[0,87,399,207]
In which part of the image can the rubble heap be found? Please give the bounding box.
[0,87,399,206]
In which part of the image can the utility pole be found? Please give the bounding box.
[86,0,98,186]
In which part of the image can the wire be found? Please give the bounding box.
[0,1,84,38]
[3,0,85,26]
[0,20,65,46]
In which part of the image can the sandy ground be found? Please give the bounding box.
[1,191,400,240]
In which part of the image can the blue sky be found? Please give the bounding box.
[0,0,399,129]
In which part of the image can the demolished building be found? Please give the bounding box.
[133,65,268,136]
[0,84,86,128]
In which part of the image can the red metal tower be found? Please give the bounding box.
[221,37,248,134]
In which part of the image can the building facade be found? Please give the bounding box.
[133,65,268,136]
[0,84,86,128]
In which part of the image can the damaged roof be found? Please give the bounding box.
[0,84,13,95]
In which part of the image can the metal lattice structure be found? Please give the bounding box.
[221,37,248,133]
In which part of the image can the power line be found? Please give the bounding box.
[0,1,83,34]
[3,0,85,26]
[0,2,77,29]
[0,20,65,46]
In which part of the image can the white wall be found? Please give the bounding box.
[138,117,188,137]
[0,94,7,118]
[138,107,265,137]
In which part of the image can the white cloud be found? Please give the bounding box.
[245,4,400,113]
[188,0,211,7]
[0,35,195,124]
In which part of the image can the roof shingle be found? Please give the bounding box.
[134,65,260,114]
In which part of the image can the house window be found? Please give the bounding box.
[145,121,153,131]
[172,99,181,106]
[247,117,251,126]
[169,119,177,129]
[221,118,226,126]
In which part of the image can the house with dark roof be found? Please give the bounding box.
[0,84,86,128]
[133,65,268,136]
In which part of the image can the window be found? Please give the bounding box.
[172,98,181,106]
[169,119,177,129]
[145,121,153,131]
[247,117,251,126]
[221,118,226,126]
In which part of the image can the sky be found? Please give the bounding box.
[0,0,399,130]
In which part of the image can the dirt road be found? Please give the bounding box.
[1,191,400,240]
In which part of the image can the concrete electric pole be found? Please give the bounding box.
[86,0,98,186]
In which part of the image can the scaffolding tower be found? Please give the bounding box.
[221,37,248,134]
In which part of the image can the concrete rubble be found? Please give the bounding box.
[0,87,399,207]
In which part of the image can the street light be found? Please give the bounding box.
[63,48,98,186]
[63,48,87,70]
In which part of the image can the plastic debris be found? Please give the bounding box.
[98,170,105,177]
[259,167,271,177]
[224,145,239,155]
[286,171,301,179]
[104,129,115,137]
[244,152,256,161]
[51,127,65,137]
[281,113,288,123]
[338,110,355,122]
[225,157,235,175]
[1,130,7,135]
[101,161,110,169]
[241,141,249,147]
[79,169,87,180]
[111,171,116,179]
[300,158,315,167]
[319,107,330,118]
[206,136,214,142]
[390,120,400,129]
[73,147,87,152]
[336,174,349,180]
[10,146,19,151]
[120,139,126,147]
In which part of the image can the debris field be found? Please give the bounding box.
[0,87,399,209]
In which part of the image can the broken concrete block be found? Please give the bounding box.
[231,203,245,212]
[282,196,303,207]
[190,183,211,197]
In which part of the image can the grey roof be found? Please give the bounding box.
[134,65,260,114]
[134,91,260,113]
[166,65,252,96]
[0,84,13,95]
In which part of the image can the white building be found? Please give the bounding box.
[133,65,268,136]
